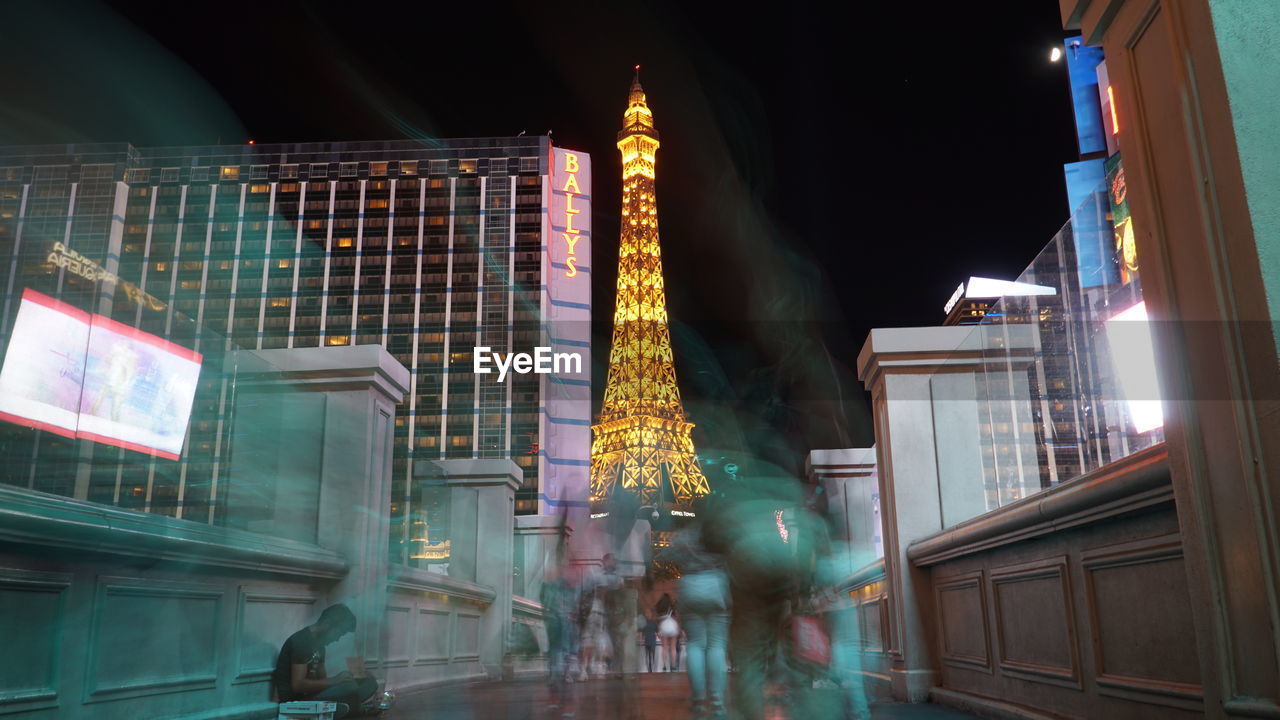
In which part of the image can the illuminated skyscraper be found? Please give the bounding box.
[590,69,708,509]
[0,137,592,566]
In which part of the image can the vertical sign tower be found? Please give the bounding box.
[590,68,709,509]
[541,145,593,518]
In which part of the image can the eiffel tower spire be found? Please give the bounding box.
[591,68,709,509]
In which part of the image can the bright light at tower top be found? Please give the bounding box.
[619,65,659,179]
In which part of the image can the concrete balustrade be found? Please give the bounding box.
[0,344,551,719]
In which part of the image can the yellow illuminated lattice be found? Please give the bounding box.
[591,69,709,509]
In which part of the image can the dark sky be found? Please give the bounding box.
[1,1,1080,470]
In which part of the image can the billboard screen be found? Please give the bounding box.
[1063,36,1107,156]
[1104,300,1163,434]
[0,289,91,438]
[0,288,202,460]
[1105,153,1138,285]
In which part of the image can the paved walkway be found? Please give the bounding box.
[381,675,983,720]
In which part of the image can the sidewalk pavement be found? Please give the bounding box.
[379,674,984,720]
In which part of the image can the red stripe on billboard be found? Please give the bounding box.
[75,429,182,461]
[0,410,78,440]
[20,287,92,324]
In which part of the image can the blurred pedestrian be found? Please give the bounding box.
[656,494,732,718]
[709,459,816,720]
[641,611,659,672]
[655,593,680,671]
[541,564,578,718]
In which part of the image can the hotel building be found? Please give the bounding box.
[0,137,592,567]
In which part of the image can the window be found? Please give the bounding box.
[251,165,268,180]
[124,168,150,184]
[370,162,388,176]
[336,237,354,248]
[339,162,358,177]
[191,167,209,182]
[428,159,447,176]
[367,199,389,210]
[399,160,417,176]
[221,166,240,181]
[519,156,540,173]
[249,183,269,194]
[280,164,299,179]
[458,159,477,174]
[488,158,510,176]
[80,163,114,180]
[35,165,68,182]
[160,168,180,183]
[309,163,328,179]
[327,335,349,346]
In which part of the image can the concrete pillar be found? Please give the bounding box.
[1059,2,1280,714]
[234,345,409,671]
[806,447,880,578]
[608,586,640,674]
[417,458,520,679]
[856,326,1016,701]
[514,514,563,601]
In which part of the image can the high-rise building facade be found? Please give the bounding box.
[0,137,592,566]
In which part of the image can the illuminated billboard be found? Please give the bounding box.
[1062,36,1107,156]
[0,288,202,460]
[1104,301,1163,434]
[0,290,91,438]
[1105,154,1138,285]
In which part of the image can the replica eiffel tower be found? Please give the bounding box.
[590,68,710,510]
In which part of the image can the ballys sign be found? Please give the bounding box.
[551,147,591,280]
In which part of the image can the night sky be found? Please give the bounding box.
[1,1,1080,472]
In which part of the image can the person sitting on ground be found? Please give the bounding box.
[272,603,379,719]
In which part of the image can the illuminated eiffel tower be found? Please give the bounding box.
[590,68,710,510]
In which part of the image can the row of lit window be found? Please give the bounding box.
[120,156,541,186]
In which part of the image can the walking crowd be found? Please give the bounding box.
[540,461,873,720]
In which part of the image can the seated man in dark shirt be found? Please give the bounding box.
[272,603,379,718]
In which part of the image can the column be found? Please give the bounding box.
[237,344,409,669]
[856,326,1012,701]
[806,447,880,577]
[417,458,520,679]
[514,514,564,602]
[1058,2,1280,715]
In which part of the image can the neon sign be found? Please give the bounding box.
[1107,85,1119,135]
[560,152,583,278]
